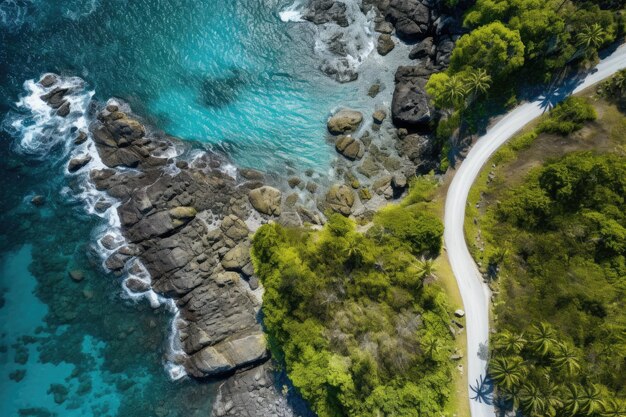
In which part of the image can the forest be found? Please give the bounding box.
[252,177,457,417]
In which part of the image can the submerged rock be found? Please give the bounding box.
[335,136,364,160]
[68,270,85,282]
[30,195,45,207]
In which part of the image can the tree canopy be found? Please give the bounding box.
[252,177,456,417]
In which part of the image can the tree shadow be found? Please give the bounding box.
[535,72,589,113]
[470,373,495,405]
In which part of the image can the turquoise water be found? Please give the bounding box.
[0,1,404,415]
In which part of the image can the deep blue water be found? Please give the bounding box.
[0,1,405,415]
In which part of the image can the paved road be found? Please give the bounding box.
[443,44,626,417]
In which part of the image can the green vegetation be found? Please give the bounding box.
[600,68,626,110]
[465,88,626,416]
[537,97,597,135]
[486,152,626,416]
[252,177,458,417]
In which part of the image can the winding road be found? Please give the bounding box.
[444,44,626,417]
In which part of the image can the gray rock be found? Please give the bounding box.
[385,0,430,41]
[303,0,349,27]
[409,37,435,60]
[373,110,387,124]
[392,173,407,189]
[57,101,71,117]
[221,242,251,272]
[377,34,395,56]
[68,155,92,173]
[39,73,58,87]
[325,184,355,215]
[392,81,433,128]
[186,330,269,378]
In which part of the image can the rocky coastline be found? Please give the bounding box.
[35,0,471,415]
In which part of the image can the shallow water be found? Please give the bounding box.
[0,1,411,415]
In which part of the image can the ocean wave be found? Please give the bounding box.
[281,0,376,82]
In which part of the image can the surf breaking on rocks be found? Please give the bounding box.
[4,74,189,380]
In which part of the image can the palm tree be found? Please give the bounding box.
[577,23,606,51]
[493,330,527,355]
[552,343,581,376]
[580,384,605,415]
[529,322,558,357]
[441,74,468,110]
[519,383,546,417]
[489,356,525,391]
[416,257,436,279]
[562,384,584,416]
[601,399,626,417]
[542,380,563,417]
[465,68,492,102]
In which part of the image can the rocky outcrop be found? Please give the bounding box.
[91,105,168,169]
[39,83,72,117]
[385,0,431,41]
[249,186,282,216]
[327,109,363,135]
[83,103,274,383]
[211,363,314,417]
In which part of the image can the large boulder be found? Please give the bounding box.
[392,66,435,129]
[335,136,364,160]
[327,109,363,135]
[409,37,435,60]
[249,186,282,216]
[325,184,355,216]
[377,34,395,56]
[385,0,430,41]
[68,155,92,173]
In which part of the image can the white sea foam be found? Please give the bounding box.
[279,1,304,23]
[284,0,376,82]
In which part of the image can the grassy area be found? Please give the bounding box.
[432,185,471,417]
